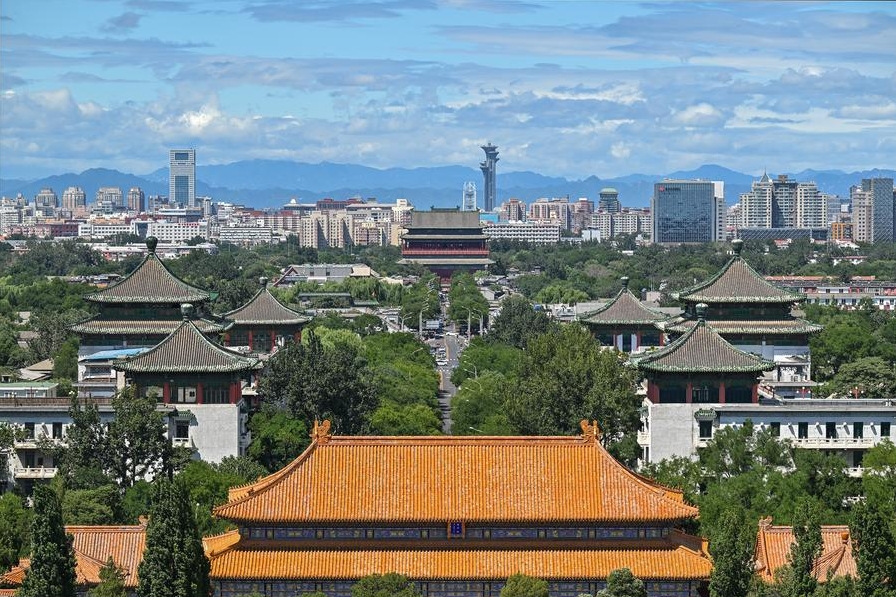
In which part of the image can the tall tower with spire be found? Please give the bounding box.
[479,143,499,212]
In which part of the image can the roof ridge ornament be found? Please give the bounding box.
[731,238,743,256]
[695,303,708,324]
[146,236,158,254]
[620,276,629,289]
[180,303,195,321]
[579,419,601,443]
[311,419,332,443]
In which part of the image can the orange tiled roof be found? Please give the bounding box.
[215,420,698,524]
[209,537,712,581]
[754,518,857,582]
[0,525,146,589]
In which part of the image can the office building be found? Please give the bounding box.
[479,143,499,212]
[169,149,197,208]
[61,186,87,210]
[95,187,124,210]
[861,177,895,243]
[651,180,721,244]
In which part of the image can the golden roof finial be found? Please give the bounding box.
[579,419,601,443]
[311,419,332,444]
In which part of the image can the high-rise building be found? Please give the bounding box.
[61,186,87,210]
[598,187,621,213]
[95,187,123,210]
[651,180,722,244]
[479,143,498,212]
[739,173,823,229]
[169,149,196,208]
[851,186,874,243]
[127,187,145,212]
[462,181,477,212]
[34,187,58,212]
[864,177,895,243]
[499,198,526,222]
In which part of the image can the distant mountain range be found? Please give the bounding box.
[2,161,894,210]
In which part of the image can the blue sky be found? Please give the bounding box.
[2,0,895,180]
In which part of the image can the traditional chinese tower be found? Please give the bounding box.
[399,209,493,282]
[204,420,712,597]
[663,239,821,396]
[71,236,227,355]
[634,304,774,404]
[582,277,669,352]
[221,277,309,353]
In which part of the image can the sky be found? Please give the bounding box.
[1,0,895,181]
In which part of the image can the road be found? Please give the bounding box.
[436,330,461,433]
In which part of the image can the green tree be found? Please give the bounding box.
[51,337,79,381]
[709,509,756,597]
[26,309,87,362]
[451,371,515,435]
[450,337,520,387]
[447,272,489,333]
[259,331,377,435]
[18,484,77,597]
[851,501,896,597]
[822,356,896,398]
[57,396,111,489]
[486,295,556,349]
[351,572,422,597]
[121,481,153,525]
[500,573,549,597]
[106,388,171,488]
[88,557,127,597]
[61,485,122,525]
[597,568,647,597]
[861,439,896,525]
[0,493,31,570]
[369,402,442,435]
[137,478,210,597]
[505,324,640,458]
[247,407,310,472]
[781,499,822,597]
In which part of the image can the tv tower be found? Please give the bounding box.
[479,143,499,212]
[462,181,477,211]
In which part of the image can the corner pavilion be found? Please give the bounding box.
[582,277,669,353]
[205,420,712,597]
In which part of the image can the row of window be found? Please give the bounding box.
[20,422,64,440]
[699,421,892,440]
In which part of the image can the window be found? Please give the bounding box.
[797,422,809,439]
[24,422,35,439]
[176,386,197,404]
[882,422,891,437]
[853,422,863,439]
[175,422,189,440]
[825,422,837,439]
[52,422,63,440]
[770,422,780,437]
[698,420,713,440]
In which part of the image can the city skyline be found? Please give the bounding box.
[2,1,895,181]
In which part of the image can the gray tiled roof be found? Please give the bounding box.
[85,254,211,304]
[70,318,228,336]
[633,320,775,374]
[674,256,803,304]
[582,289,669,326]
[663,317,822,335]
[224,288,310,326]
[114,320,261,373]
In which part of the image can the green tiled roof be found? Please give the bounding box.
[224,284,310,326]
[114,319,261,374]
[583,282,668,326]
[663,317,822,335]
[86,252,211,304]
[674,242,803,304]
[70,318,228,336]
[633,319,775,374]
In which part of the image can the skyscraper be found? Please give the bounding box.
[169,149,196,208]
[739,173,823,229]
[479,143,498,212]
[127,187,145,212]
[651,180,721,244]
[864,177,895,243]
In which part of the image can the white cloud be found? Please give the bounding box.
[672,103,726,127]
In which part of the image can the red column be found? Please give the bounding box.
[223,333,230,346]
[247,330,254,350]
[752,383,759,403]
[686,382,693,404]
[647,381,659,403]
[635,331,642,350]
[271,329,276,352]
[229,382,240,404]
[162,382,170,404]
[718,382,726,404]
[196,382,203,405]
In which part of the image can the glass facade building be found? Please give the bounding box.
[169,149,196,208]
[651,180,718,244]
